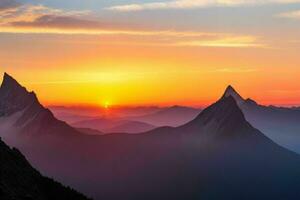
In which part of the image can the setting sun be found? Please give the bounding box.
[103,101,111,109]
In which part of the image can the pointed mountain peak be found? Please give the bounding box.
[197,96,246,123]
[0,72,40,116]
[222,85,245,105]
[1,72,23,90]
[185,96,249,138]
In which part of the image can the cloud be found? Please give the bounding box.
[0,2,265,48]
[0,0,19,11]
[10,15,110,30]
[0,3,91,26]
[0,3,126,33]
[0,0,20,18]
[174,36,265,48]
[277,10,300,19]
[209,67,258,73]
[106,0,300,11]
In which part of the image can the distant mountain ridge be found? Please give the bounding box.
[72,118,156,134]
[1,73,300,199]
[70,105,201,133]
[129,105,202,127]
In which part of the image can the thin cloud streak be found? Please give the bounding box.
[107,0,300,11]
[0,26,265,48]
[277,10,300,19]
[209,67,259,73]
[174,36,265,48]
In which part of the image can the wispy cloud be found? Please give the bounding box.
[0,2,266,48]
[0,0,19,11]
[209,67,258,73]
[0,3,91,28]
[277,10,300,19]
[106,0,300,11]
[174,36,265,48]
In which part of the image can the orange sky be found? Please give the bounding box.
[1,1,300,107]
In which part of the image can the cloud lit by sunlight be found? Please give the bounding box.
[107,0,300,11]
[174,36,265,48]
[0,1,267,49]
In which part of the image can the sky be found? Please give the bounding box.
[1,0,300,107]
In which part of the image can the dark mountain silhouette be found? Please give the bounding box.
[222,85,300,153]
[129,105,202,127]
[0,137,90,200]
[72,118,156,134]
[0,73,300,200]
[222,85,245,105]
[0,73,83,138]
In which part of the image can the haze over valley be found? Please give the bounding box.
[0,73,300,199]
[1,0,300,199]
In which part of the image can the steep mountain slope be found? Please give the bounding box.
[222,85,300,153]
[0,137,90,200]
[0,73,83,140]
[1,73,300,200]
[129,105,202,127]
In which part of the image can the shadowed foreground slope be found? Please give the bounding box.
[0,138,90,200]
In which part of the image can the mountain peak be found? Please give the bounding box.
[1,72,23,90]
[196,96,245,124]
[0,72,39,116]
[185,96,248,138]
[222,85,245,105]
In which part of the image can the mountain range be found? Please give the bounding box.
[128,105,202,127]
[0,73,300,200]
[72,118,156,134]
[67,105,201,134]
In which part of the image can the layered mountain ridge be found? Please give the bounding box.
[0,73,300,199]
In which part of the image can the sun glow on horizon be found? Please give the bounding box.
[103,100,111,109]
[2,0,300,107]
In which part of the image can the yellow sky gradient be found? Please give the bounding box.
[1,1,300,107]
[1,33,300,107]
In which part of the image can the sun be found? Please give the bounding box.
[103,101,111,109]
